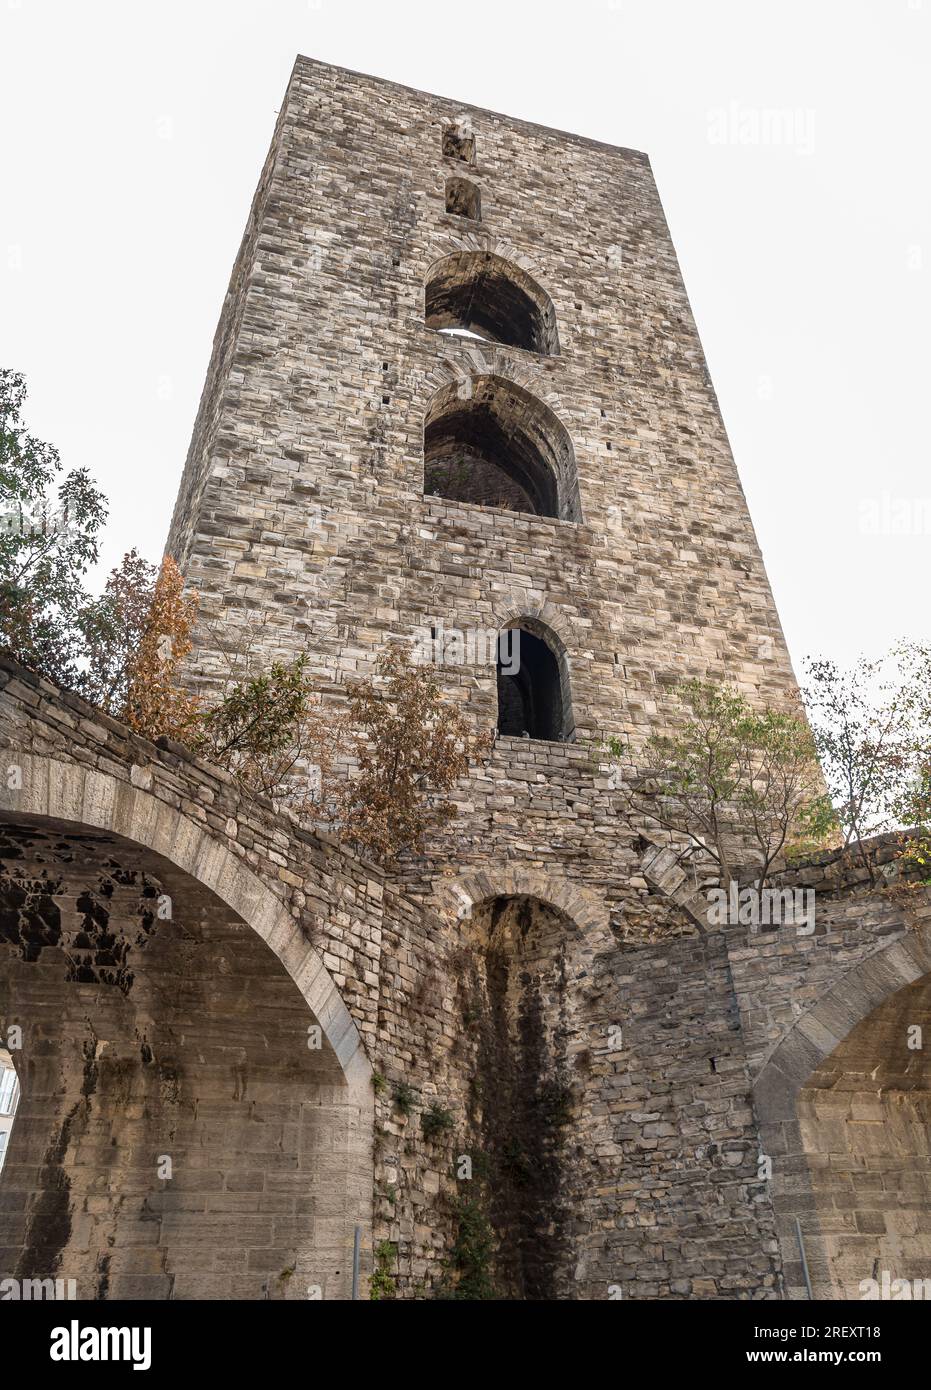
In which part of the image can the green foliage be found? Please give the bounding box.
[446,1198,496,1301]
[190,647,338,810]
[421,1104,454,1141]
[612,679,829,890]
[370,1240,397,1301]
[76,549,158,712]
[0,369,107,684]
[371,1070,387,1096]
[804,647,931,882]
[196,654,306,772]
[392,1081,416,1116]
[804,655,912,848]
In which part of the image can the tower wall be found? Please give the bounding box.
[158,58,817,1298]
[167,56,798,735]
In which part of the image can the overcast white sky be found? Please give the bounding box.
[1,0,927,679]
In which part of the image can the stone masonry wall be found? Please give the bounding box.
[1,662,930,1297]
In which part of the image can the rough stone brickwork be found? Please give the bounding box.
[1,663,929,1299]
[1,58,929,1300]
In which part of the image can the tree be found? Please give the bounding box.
[335,644,491,863]
[77,549,159,714]
[888,642,931,877]
[194,651,338,814]
[122,555,200,743]
[0,369,107,683]
[609,679,833,892]
[803,652,924,882]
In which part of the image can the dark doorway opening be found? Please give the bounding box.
[497,629,565,741]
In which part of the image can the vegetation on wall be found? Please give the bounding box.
[0,372,489,860]
[606,657,931,891]
[334,644,492,863]
[605,679,834,891]
[803,649,931,882]
[421,1103,454,1141]
[370,1240,397,1301]
[442,1197,496,1301]
[4,370,930,883]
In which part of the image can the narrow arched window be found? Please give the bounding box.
[496,623,574,742]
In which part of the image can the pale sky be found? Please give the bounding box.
[1,0,927,679]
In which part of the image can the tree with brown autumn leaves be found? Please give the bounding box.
[335,644,491,863]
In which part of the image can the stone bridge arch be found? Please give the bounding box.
[753,923,931,1299]
[0,754,373,1300]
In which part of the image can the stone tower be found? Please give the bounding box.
[3,58,926,1304]
[168,56,798,746]
[162,56,812,1298]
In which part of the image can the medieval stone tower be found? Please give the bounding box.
[1,58,929,1303]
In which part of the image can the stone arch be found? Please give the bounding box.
[636,840,717,933]
[423,374,581,522]
[438,869,614,959]
[421,233,559,313]
[424,249,560,356]
[422,355,569,420]
[752,924,931,1299]
[436,882,609,1297]
[0,755,373,1300]
[0,755,369,1082]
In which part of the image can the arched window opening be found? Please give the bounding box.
[442,123,475,164]
[445,177,481,221]
[423,376,581,522]
[425,251,560,356]
[496,624,573,742]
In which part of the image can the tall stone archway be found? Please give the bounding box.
[753,925,931,1299]
[797,972,931,1299]
[436,873,612,1298]
[0,759,373,1300]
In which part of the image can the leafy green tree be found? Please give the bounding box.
[803,651,927,882]
[0,369,107,682]
[193,651,335,812]
[609,679,833,892]
[77,549,159,713]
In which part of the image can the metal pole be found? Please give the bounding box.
[351,1225,361,1300]
[795,1217,814,1300]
